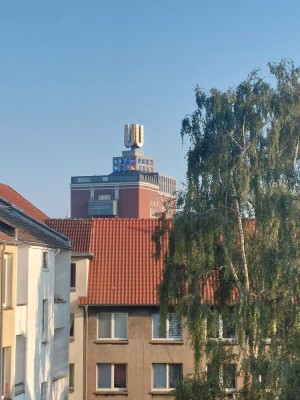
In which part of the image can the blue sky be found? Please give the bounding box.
[1,0,300,217]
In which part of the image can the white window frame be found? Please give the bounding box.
[152,363,182,391]
[206,363,237,393]
[3,253,13,308]
[97,313,128,340]
[152,313,182,341]
[96,363,127,391]
[1,346,11,398]
[207,313,236,342]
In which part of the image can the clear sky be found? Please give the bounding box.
[1,0,300,217]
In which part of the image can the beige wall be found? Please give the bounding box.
[87,307,195,400]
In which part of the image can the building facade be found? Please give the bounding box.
[48,217,243,400]
[0,187,71,400]
[70,124,176,219]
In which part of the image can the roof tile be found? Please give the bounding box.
[0,184,48,222]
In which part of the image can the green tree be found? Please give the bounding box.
[155,60,300,399]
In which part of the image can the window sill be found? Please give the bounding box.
[54,298,66,303]
[94,340,129,344]
[69,388,74,393]
[225,389,238,393]
[150,340,184,345]
[207,338,237,344]
[94,390,128,395]
[69,337,75,343]
[150,390,174,395]
[70,288,76,292]
[42,267,49,272]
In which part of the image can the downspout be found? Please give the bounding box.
[0,242,7,397]
[83,305,88,400]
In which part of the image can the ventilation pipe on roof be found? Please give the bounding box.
[0,242,7,398]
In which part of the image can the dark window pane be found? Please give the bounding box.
[169,364,182,388]
[114,364,126,388]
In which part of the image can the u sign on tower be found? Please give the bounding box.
[124,124,144,149]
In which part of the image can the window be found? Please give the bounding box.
[152,313,182,340]
[152,364,182,390]
[70,263,76,289]
[42,299,48,343]
[97,364,127,391]
[1,347,11,398]
[70,314,74,338]
[42,251,48,269]
[223,364,237,392]
[97,313,127,340]
[207,364,237,392]
[41,382,47,400]
[3,253,13,308]
[69,364,75,391]
[207,310,236,341]
[15,336,26,394]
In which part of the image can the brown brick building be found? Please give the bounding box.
[70,124,176,219]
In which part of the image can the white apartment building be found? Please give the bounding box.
[0,192,71,400]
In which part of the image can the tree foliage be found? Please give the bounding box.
[155,60,300,399]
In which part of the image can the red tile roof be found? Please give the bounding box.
[46,219,92,253]
[0,184,48,223]
[84,219,169,306]
[202,271,239,304]
[46,218,238,306]
[47,218,169,306]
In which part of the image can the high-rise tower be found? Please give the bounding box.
[70,124,176,218]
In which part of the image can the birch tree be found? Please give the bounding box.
[156,60,300,400]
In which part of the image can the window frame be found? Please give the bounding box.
[207,311,236,342]
[207,363,237,393]
[152,313,182,341]
[69,364,75,392]
[1,346,11,398]
[42,299,48,344]
[70,314,75,339]
[70,263,76,289]
[42,251,48,270]
[3,253,13,308]
[96,363,127,391]
[152,363,182,391]
[41,382,47,400]
[97,313,128,340]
